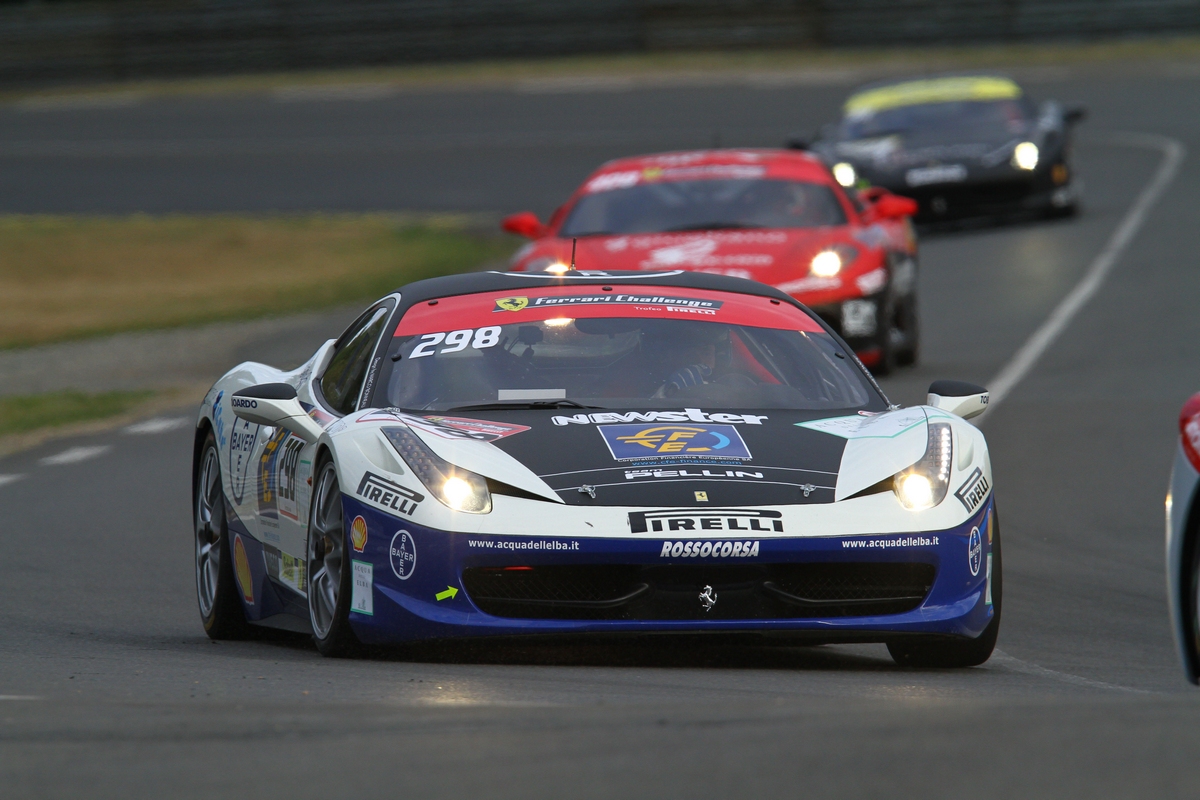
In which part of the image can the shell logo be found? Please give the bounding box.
[350,515,368,553]
[233,534,254,605]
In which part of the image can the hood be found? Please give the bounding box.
[380,407,930,509]
[834,123,1035,173]
[518,228,885,296]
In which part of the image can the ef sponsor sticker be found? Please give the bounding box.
[351,561,373,615]
[389,530,417,580]
[968,526,982,577]
[600,424,751,461]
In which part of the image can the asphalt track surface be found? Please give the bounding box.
[4,68,1200,797]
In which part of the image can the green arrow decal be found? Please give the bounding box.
[435,586,459,601]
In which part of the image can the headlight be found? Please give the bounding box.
[1012,142,1039,171]
[832,162,857,188]
[382,426,492,514]
[893,422,952,510]
[809,244,859,278]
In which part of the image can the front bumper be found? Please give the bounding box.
[809,292,887,366]
[880,169,1075,221]
[342,495,997,646]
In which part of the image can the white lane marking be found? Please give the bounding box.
[0,695,41,700]
[0,474,25,488]
[123,416,189,435]
[985,132,1186,412]
[39,445,111,466]
[991,649,1150,693]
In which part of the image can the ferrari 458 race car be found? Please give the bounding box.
[805,74,1085,222]
[501,148,919,374]
[194,269,999,667]
[1166,393,1200,682]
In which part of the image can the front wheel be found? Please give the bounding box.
[195,431,253,639]
[888,508,1002,668]
[307,456,360,657]
[1181,516,1200,683]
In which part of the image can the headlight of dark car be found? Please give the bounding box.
[1012,141,1039,171]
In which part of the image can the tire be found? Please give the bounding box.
[894,294,920,367]
[888,508,1002,668]
[307,455,360,657]
[195,430,254,639]
[871,297,898,377]
[1182,520,1200,682]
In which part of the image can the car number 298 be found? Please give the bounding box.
[409,326,502,358]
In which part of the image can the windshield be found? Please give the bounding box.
[559,179,848,237]
[842,99,1031,140]
[374,288,882,413]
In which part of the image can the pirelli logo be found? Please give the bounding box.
[954,468,990,513]
[629,508,783,534]
[356,471,425,517]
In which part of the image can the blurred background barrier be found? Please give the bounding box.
[3,0,1200,87]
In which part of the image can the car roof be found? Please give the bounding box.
[394,269,804,308]
[583,148,835,185]
[843,73,1024,117]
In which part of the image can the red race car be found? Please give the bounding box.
[503,149,919,373]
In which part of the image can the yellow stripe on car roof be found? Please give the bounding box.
[845,76,1021,116]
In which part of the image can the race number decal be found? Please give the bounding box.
[409,326,501,358]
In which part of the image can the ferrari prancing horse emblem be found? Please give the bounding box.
[494,296,529,312]
[699,584,718,612]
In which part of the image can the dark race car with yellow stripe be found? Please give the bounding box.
[804,74,1085,222]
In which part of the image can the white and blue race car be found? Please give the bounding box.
[193,269,998,666]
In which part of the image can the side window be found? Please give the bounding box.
[320,305,391,414]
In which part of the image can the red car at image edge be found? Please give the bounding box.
[503,149,919,373]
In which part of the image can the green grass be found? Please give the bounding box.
[0,214,520,348]
[0,390,156,437]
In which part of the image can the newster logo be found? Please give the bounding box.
[601,424,751,461]
[954,468,990,513]
[356,472,425,517]
[629,508,783,534]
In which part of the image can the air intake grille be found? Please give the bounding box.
[461,562,935,621]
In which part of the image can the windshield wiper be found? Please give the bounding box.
[444,400,604,412]
[660,222,767,232]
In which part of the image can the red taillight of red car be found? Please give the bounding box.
[1180,393,1200,471]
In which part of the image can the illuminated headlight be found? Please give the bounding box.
[894,423,953,510]
[809,244,859,278]
[811,250,843,277]
[832,162,857,188]
[1012,142,1039,171]
[382,427,492,514]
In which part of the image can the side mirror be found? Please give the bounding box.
[501,212,548,239]
[231,383,324,444]
[1064,105,1087,126]
[927,380,989,421]
[786,135,809,150]
[867,192,919,221]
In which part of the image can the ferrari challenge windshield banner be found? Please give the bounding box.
[394,286,824,337]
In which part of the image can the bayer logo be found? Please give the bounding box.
[967,526,982,577]
[389,530,417,580]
